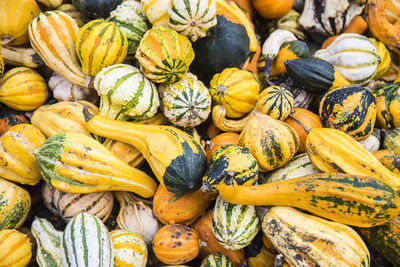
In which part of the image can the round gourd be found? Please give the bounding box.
[110,229,147,267]
[71,0,122,18]
[384,128,400,157]
[370,38,391,79]
[256,86,293,120]
[201,252,234,267]
[108,1,150,61]
[212,196,260,250]
[141,0,170,26]
[252,0,294,19]
[319,86,377,140]
[160,73,211,127]
[0,229,31,267]
[153,224,200,265]
[168,0,217,42]
[209,68,259,118]
[205,132,240,161]
[76,20,128,77]
[0,67,48,111]
[136,26,194,84]
[373,82,400,129]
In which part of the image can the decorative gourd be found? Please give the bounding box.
[0,178,30,230]
[306,127,400,191]
[84,109,207,194]
[211,105,252,132]
[34,132,157,196]
[141,0,171,26]
[238,112,299,172]
[160,73,211,127]
[202,144,258,192]
[358,216,400,266]
[244,232,276,267]
[108,1,150,60]
[205,132,240,162]
[209,68,259,118]
[56,4,87,27]
[252,0,294,19]
[42,183,114,223]
[284,108,322,153]
[28,11,90,88]
[94,64,159,121]
[216,173,400,227]
[153,184,216,225]
[168,0,217,42]
[267,9,305,40]
[212,195,260,250]
[0,124,45,185]
[71,0,122,18]
[256,86,293,121]
[358,129,381,152]
[285,58,351,93]
[0,67,48,111]
[0,229,32,267]
[373,150,400,172]
[384,128,400,156]
[37,0,63,8]
[0,105,28,136]
[370,38,391,79]
[110,229,148,267]
[319,86,377,140]
[261,206,370,267]
[31,101,99,138]
[373,82,400,129]
[314,33,380,84]
[201,252,234,267]
[115,191,159,246]
[1,45,44,68]
[0,0,40,45]
[31,217,63,267]
[136,26,194,84]
[61,212,114,267]
[153,224,200,265]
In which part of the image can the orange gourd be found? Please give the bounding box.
[252,0,294,19]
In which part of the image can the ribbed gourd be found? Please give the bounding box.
[168,0,217,42]
[314,33,380,84]
[201,252,234,267]
[0,67,48,111]
[76,20,128,77]
[0,229,32,267]
[212,196,260,250]
[160,73,211,127]
[319,85,377,140]
[94,64,159,121]
[256,86,293,120]
[61,212,114,267]
[202,144,258,192]
[110,229,148,267]
[34,132,157,196]
[141,0,170,26]
[136,26,194,83]
[384,128,400,157]
[261,206,370,267]
[373,82,400,129]
[0,178,30,230]
[369,38,391,79]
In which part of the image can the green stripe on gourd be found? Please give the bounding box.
[212,196,260,250]
[201,252,234,267]
[372,82,400,129]
[383,128,400,156]
[257,86,294,121]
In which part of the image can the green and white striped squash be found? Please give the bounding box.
[212,195,260,250]
[200,252,234,267]
[110,229,148,267]
[108,0,150,60]
[61,212,114,267]
[42,183,114,223]
[94,64,159,121]
[159,73,211,127]
[264,153,319,183]
[256,86,294,121]
[314,33,380,85]
[31,217,63,267]
[168,0,217,42]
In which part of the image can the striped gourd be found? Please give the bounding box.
[201,252,234,267]
[212,195,260,250]
[314,33,380,84]
[0,229,32,267]
[261,206,370,267]
[369,38,391,79]
[94,64,159,121]
[168,0,217,42]
[160,73,211,127]
[31,217,63,267]
[384,128,400,157]
[256,86,293,121]
[141,0,170,26]
[0,178,30,230]
[264,153,319,183]
[135,26,194,84]
[108,1,150,60]
[61,212,114,267]
[42,183,114,223]
[373,82,400,129]
[110,229,147,267]
[76,20,128,77]
[202,144,258,192]
[28,11,90,88]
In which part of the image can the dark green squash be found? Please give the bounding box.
[0,105,29,135]
[71,0,122,18]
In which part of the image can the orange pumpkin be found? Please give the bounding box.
[252,0,294,19]
[205,132,240,162]
[284,108,322,153]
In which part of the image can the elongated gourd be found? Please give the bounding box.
[1,45,43,68]
[83,107,207,194]
[306,127,400,191]
[34,132,157,197]
[216,173,400,227]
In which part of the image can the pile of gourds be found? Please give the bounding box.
[1,0,400,266]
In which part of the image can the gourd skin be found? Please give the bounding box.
[256,86,293,121]
[201,252,234,267]
[373,82,400,129]
[0,229,32,267]
[110,229,148,267]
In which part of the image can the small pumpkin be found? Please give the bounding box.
[256,86,293,121]
[205,132,240,161]
[110,229,148,267]
[0,229,32,267]
[71,0,122,18]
